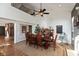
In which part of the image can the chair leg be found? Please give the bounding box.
[34,43,36,48]
[53,43,56,51]
[37,44,39,48]
[26,39,28,45]
[54,47,56,51]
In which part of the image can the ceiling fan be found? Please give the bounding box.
[31,3,49,17]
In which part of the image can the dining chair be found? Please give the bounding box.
[25,32,29,44]
[44,34,50,49]
[28,33,36,47]
[53,34,58,50]
[28,32,32,45]
[36,32,43,49]
[49,34,58,51]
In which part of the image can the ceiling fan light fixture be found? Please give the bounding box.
[40,13,43,15]
[58,4,62,7]
[31,3,49,17]
[38,9,41,12]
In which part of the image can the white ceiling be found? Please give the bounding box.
[12,3,75,17]
[23,3,75,13]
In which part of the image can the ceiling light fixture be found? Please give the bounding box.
[31,3,49,17]
[58,4,62,7]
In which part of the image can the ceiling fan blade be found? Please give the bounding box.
[43,9,46,12]
[33,10,39,12]
[31,12,35,15]
[44,12,49,14]
[41,14,43,17]
[31,12,39,16]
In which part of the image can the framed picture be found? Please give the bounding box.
[56,25,63,34]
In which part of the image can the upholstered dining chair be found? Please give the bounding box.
[25,32,29,44]
[28,33,36,47]
[28,32,34,45]
[31,34,37,47]
[49,31,54,42]
[49,32,54,46]
[36,32,43,49]
[44,33,50,49]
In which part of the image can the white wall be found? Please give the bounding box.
[0,18,30,43]
[0,23,5,26]
[0,3,39,24]
[0,3,37,43]
[0,18,10,26]
[0,3,72,44]
[32,14,72,44]
[48,11,72,44]
[14,22,26,43]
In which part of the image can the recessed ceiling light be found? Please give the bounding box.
[58,4,62,7]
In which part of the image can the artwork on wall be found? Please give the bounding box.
[56,25,63,34]
[0,26,5,36]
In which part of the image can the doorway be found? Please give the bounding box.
[0,26,5,45]
[5,23,14,45]
[0,23,14,55]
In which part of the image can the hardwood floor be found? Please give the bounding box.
[15,40,68,56]
[0,36,71,56]
[0,36,5,45]
[0,36,27,56]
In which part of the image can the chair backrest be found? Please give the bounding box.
[28,32,33,40]
[32,34,36,41]
[49,31,54,40]
[54,34,58,42]
[45,34,50,40]
[36,32,42,42]
[26,32,29,37]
